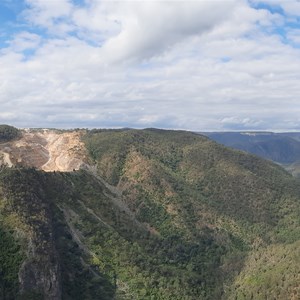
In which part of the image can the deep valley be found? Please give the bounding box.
[0,125,299,300]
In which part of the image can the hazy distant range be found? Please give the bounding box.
[201,132,300,177]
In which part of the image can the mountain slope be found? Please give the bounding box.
[0,125,21,143]
[0,127,299,299]
[203,131,300,177]
[83,128,300,299]
[0,167,115,300]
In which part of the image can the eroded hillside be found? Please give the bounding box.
[0,129,87,172]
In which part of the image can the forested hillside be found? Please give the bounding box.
[0,128,299,299]
[202,132,300,164]
[0,125,21,142]
[203,131,300,177]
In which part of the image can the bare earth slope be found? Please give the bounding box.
[0,129,87,171]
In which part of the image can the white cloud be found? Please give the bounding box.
[22,0,74,36]
[0,0,300,130]
[7,32,41,52]
[22,0,239,62]
[23,0,73,23]
[97,0,238,63]
[287,28,300,44]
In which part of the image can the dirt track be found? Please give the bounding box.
[0,129,87,172]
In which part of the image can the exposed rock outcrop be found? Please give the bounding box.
[0,129,87,172]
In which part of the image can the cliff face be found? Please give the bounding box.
[19,258,61,300]
[0,168,115,300]
[0,169,61,299]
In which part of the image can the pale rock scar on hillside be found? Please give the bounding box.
[0,129,87,172]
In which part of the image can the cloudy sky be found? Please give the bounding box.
[0,0,300,130]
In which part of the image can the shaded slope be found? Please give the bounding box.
[0,167,115,300]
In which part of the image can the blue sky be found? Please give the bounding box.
[0,0,300,130]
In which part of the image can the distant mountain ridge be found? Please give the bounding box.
[202,131,300,176]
